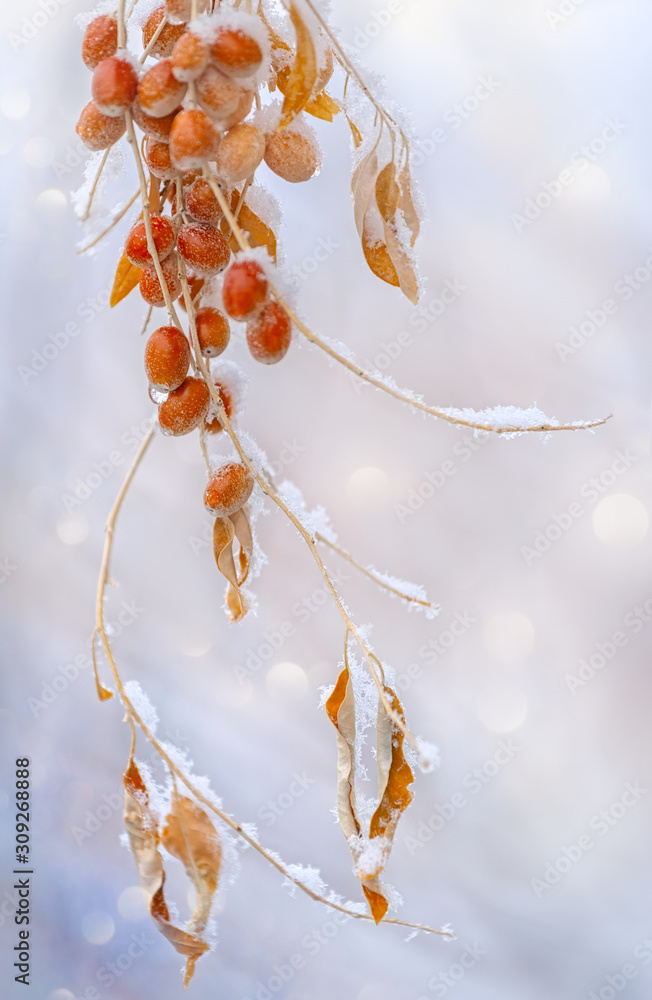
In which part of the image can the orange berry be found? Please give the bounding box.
[215,123,265,184]
[203,462,253,516]
[195,306,230,357]
[144,325,191,389]
[125,216,176,267]
[205,380,233,434]
[158,376,210,435]
[137,59,186,117]
[139,253,182,306]
[177,223,231,276]
[76,100,126,150]
[144,136,176,178]
[246,301,291,364]
[132,101,178,142]
[219,87,254,131]
[169,108,220,170]
[211,28,262,78]
[186,177,222,225]
[81,15,117,70]
[165,0,194,23]
[222,259,268,320]
[178,275,205,312]
[196,65,241,121]
[143,6,186,58]
[171,32,209,82]
[91,56,138,117]
[264,126,320,183]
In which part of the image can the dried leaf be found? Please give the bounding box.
[221,191,277,261]
[212,516,248,622]
[325,665,361,843]
[303,90,340,122]
[362,218,399,290]
[365,688,414,879]
[346,114,363,149]
[398,162,420,247]
[110,252,142,307]
[279,2,318,127]
[382,222,419,304]
[162,792,222,938]
[352,149,379,238]
[229,507,252,586]
[362,884,389,924]
[375,162,400,223]
[123,760,209,987]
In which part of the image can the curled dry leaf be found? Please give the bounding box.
[362,217,399,290]
[325,657,408,925]
[110,252,143,307]
[162,791,222,945]
[220,189,277,261]
[212,507,252,622]
[302,90,340,122]
[278,2,318,127]
[123,759,211,987]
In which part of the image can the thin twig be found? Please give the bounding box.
[315,533,439,614]
[80,148,111,223]
[77,189,140,254]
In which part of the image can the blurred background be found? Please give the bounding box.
[2,0,652,998]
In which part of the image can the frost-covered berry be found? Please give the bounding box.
[132,102,178,142]
[264,126,321,183]
[144,325,191,390]
[186,177,222,225]
[76,101,126,150]
[169,108,220,170]
[196,307,230,357]
[144,136,176,178]
[215,123,266,184]
[165,0,194,23]
[125,216,176,267]
[158,376,210,435]
[203,462,253,516]
[91,56,138,117]
[143,6,186,58]
[139,253,182,306]
[137,59,187,117]
[81,15,118,70]
[205,380,233,434]
[219,87,254,131]
[211,28,262,78]
[246,301,291,364]
[222,259,268,320]
[177,223,231,277]
[196,65,241,121]
[171,32,209,82]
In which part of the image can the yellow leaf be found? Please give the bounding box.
[212,514,250,622]
[220,191,277,262]
[280,2,318,127]
[362,222,399,289]
[303,90,340,122]
[362,884,389,925]
[346,115,363,149]
[375,162,400,223]
[110,252,142,307]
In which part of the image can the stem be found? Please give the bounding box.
[140,14,168,62]
[93,413,451,938]
[315,533,439,614]
[199,174,610,435]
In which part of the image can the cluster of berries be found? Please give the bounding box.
[75,3,328,524]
